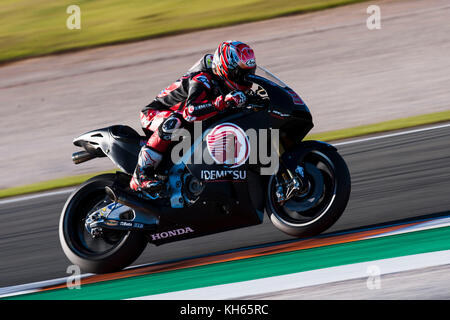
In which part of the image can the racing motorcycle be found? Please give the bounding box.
[59,66,351,273]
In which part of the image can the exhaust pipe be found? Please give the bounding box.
[72,151,95,164]
[105,186,161,219]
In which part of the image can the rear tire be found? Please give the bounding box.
[59,174,148,273]
[266,146,351,238]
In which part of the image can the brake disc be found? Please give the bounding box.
[284,163,324,212]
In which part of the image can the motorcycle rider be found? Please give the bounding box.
[130,40,257,193]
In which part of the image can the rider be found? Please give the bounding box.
[130,40,257,193]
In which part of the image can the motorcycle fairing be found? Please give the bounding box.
[151,116,265,245]
[281,140,336,170]
[73,125,143,174]
[247,73,312,121]
[150,169,265,245]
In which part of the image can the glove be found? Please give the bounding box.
[225,91,247,108]
[213,91,247,112]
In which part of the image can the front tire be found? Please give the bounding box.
[59,174,148,273]
[266,145,351,238]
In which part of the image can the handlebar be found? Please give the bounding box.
[244,90,269,110]
[226,89,269,111]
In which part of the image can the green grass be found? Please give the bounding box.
[0,0,369,64]
[306,110,450,141]
[0,110,449,199]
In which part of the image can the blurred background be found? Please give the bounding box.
[0,0,449,298]
[1,0,449,190]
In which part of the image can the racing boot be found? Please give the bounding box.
[130,145,164,193]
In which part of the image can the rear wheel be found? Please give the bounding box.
[59,174,147,273]
[266,146,351,237]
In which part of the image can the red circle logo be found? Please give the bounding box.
[206,123,250,168]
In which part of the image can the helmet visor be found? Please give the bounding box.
[229,66,256,88]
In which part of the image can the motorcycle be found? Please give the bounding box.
[59,66,351,273]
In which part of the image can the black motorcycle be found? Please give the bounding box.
[59,67,351,273]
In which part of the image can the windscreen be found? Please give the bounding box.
[254,65,289,88]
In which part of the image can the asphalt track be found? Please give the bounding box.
[0,124,449,288]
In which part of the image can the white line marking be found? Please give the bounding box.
[131,250,450,300]
[0,290,39,298]
[333,122,450,146]
[0,188,75,205]
[366,217,450,239]
[0,273,93,298]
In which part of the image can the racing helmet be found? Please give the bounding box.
[212,40,256,92]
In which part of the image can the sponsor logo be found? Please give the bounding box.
[245,58,256,67]
[271,110,290,118]
[104,220,119,226]
[194,103,213,111]
[110,221,143,228]
[206,123,250,168]
[205,55,213,68]
[119,221,133,227]
[150,227,194,241]
[201,170,246,181]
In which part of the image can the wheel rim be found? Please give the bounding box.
[65,187,129,258]
[270,150,337,227]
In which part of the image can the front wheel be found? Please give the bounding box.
[59,174,148,273]
[266,145,351,238]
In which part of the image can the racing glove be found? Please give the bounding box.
[225,91,247,108]
[213,91,247,112]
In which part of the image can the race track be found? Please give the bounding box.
[1,123,449,289]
